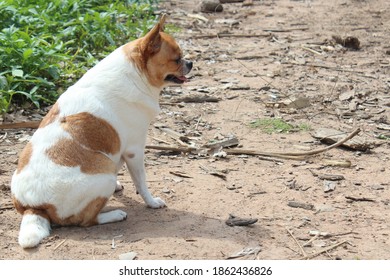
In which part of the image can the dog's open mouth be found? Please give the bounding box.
[164,74,188,84]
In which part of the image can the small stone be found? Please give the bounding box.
[119,252,137,260]
[323,181,336,193]
[162,187,171,194]
[199,0,223,13]
[371,184,385,190]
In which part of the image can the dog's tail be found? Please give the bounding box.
[18,211,51,249]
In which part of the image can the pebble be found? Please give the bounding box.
[199,0,223,13]
[119,252,137,260]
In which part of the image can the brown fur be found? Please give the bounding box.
[13,196,108,227]
[46,137,116,174]
[123,16,184,88]
[60,112,120,155]
[39,102,60,128]
[16,142,33,174]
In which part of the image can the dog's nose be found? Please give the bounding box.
[185,60,193,70]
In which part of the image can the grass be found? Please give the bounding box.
[249,118,311,134]
[0,0,158,113]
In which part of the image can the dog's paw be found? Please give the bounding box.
[97,209,127,224]
[113,209,128,221]
[147,197,166,209]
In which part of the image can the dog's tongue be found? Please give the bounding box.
[178,76,188,82]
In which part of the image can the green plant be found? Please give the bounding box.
[0,0,158,112]
[249,118,311,134]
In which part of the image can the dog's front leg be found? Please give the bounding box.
[123,151,166,208]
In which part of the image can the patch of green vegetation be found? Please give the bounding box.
[0,0,159,113]
[297,123,312,132]
[249,118,311,134]
[165,23,182,34]
[376,134,390,141]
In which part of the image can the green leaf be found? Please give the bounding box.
[12,69,24,77]
[0,76,8,89]
[23,48,33,60]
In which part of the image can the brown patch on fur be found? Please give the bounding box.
[39,102,60,128]
[46,138,116,174]
[48,197,108,226]
[145,32,183,88]
[126,152,135,159]
[16,142,33,174]
[60,112,120,155]
[13,197,108,227]
[24,208,50,221]
[123,15,184,88]
[124,38,144,71]
[13,196,26,214]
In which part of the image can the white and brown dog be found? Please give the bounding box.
[11,15,192,249]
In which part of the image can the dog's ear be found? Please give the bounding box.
[141,14,167,56]
[158,14,166,32]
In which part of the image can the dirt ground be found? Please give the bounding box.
[1,0,389,260]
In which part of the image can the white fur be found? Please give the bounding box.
[97,210,128,224]
[11,45,167,248]
[18,214,51,249]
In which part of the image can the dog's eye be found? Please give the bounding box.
[175,57,181,64]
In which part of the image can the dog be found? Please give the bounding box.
[11,14,192,249]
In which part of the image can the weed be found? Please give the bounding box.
[249,118,311,134]
[0,0,158,113]
[376,134,390,141]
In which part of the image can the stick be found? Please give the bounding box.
[194,33,269,39]
[227,127,361,158]
[345,196,376,202]
[286,228,308,258]
[0,205,14,211]
[0,121,40,129]
[146,128,361,160]
[262,27,309,32]
[145,145,195,153]
[301,46,323,56]
[302,233,320,247]
[301,240,349,260]
[53,239,67,251]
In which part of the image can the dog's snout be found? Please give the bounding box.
[185,60,193,71]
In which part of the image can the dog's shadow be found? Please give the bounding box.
[42,190,270,256]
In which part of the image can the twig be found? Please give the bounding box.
[199,164,227,180]
[345,196,376,203]
[303,233,320,247]
[0,121,40,129]
[226,127,361,159]
[53,239,67,251]
[236,55,267,60]
[151,137,172,146]
[194,33,269,39]
[302,240,349,260]
[301,46,323,56]
[146,128,361,160]
[146,144,194,153]
[171,95,221,103]
[263,27,309,32]
[0,205,14,211]
[286,228,308,258]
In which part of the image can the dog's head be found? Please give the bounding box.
[127,14,193,88]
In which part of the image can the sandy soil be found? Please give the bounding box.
[1,0,389,260]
